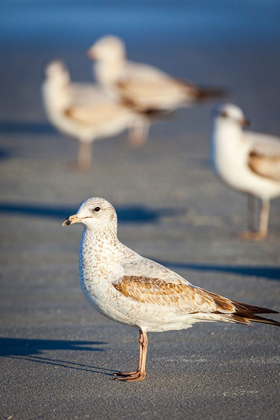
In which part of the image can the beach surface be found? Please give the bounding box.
[0,2,280,419]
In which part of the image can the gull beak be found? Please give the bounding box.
[241,117,251,127]
[87,47,96,60]
[62,214,83,226]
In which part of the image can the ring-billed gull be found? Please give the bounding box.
[62,197,279,382]
[211,103,280,240]
[42,61,135,170]
[87,36,226,145]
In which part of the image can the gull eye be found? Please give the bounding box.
[94,207,100,212]
[220,111,228,118]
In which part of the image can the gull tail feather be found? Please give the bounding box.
[231,313,280,327]
[193,86,228,101]
[176,78,228,101]
[231,300,280,326]
[136,108,172,119]
[207,290,280,326]
[119,95,172,120]
[232,300,278,315]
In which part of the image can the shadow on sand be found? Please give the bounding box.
[0,147,12,161]
[0,337,105,357]
[157,260,280,281]
[0,202,185,224]
[0,337,115,376]
[0,121,56,135]
[0,204,279,280]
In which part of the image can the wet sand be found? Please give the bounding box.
[0,26,280,420]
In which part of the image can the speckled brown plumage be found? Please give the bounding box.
[113,276,235,313]
[63,197,280,382]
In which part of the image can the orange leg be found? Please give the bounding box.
[114,330,148,382]
[248,195,256,232]
[115,329,143,376]
[238,198,269,241]
[77,141,92,171]
[258,199,270,239]
[127,121,150,147]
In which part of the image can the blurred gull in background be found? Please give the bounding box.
[211,103,280,240]
[87,35,226,145]
[42,61,135,170]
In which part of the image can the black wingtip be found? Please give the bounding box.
[248,314,280,327]
[195,87,229,101]
[233,300,279,316]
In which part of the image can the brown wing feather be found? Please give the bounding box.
[198,289,235,312]
[117,78,227,108]
[119,94,171,118]
[64,106,92,124]
[175,78,227,101]
[248,151,280,181]
[116,80,171,117]
[113,276,280,326]
[113,276,234,313]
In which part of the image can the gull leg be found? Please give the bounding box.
[127,121,150,146]
[238,198,269,241]
[114,330,148,382]
[258,199,270,240]
[76,141,92,171]
[134,331,148,381]
[114,329,142,377]
[248,195,256,232]
[237,195,257,239]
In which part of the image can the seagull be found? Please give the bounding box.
[87,36,226,145]
[62,197,280,382]
[42,61,135,170]
[211,103,280,240]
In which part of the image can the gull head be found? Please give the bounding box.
[45,61,70,86]
[87,36,126,62]
[214,103,251,127]
[62,197,117,232]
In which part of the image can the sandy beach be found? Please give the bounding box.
[0,2,280,419]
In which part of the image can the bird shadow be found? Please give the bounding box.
[0,202,185,224]
[157,260,280,281]
[0,337,105,357]
[0,121,56,135]
[0,121,57,161]
[0,147,11,161]
[0,337,114,376]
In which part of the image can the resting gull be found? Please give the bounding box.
[87,36,226,145]
[211,103,280,240]
[42,61,135,170]
[62,197,280,382]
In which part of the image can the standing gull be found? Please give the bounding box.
[211,103,280,240]
[87,36,226,145]
[62,197,279,382]
[42,61,135,170]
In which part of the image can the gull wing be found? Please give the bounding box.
[248,152,280,181]
[246,132,280,156]
[113,255,279,325]
[116,65,226,111]
[246,132,280,181]
[112,61,198,110]
[125,61,174,82]
[64,101,130,128]
[113,256,234,314]
[116,77,192,110]
[70,83,108,105]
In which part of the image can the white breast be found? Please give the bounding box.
[79,229,137,327]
